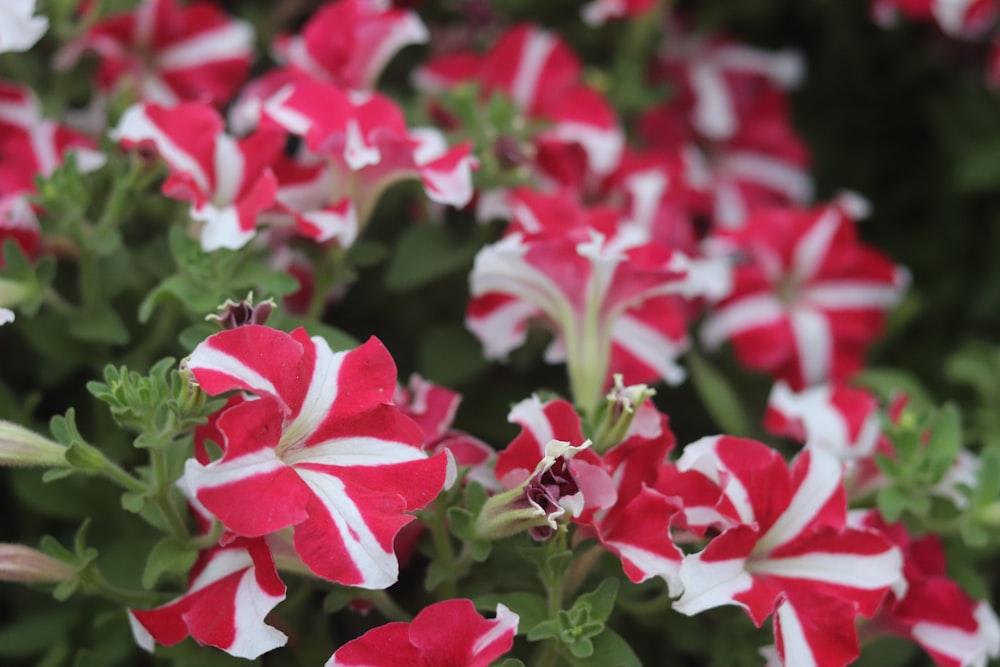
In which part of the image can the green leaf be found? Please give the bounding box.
[142,537,198,589]
[68,306,129,345]
[473,592,547,636]
[686,348,754,437]
[854,367,934,409]
[0,610,76,657]
[562,628,642,667]
[923,403,962,481]
[573,578,619,625]
[418,324,489,387]
[494,660,527,667]
[384,225,480,291]
[526,619,561,641]
[876,485,909,523]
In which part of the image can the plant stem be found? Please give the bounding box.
[428,497,459,599]
[152,447,189,539]
[368,590,413,622]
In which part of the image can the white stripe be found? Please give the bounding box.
[689,62,735,139]
[755,450,842,553]
[606,542,683,595]
[791,207,840,283]
[279,337,343,454]
[111,105,211,191]
[284,436,425,467]
[472,604,520,657]
[700,293,785,349]
[296,469,399,589]
[720,151,813,202]
[613,313,688,385]
[156,21,253,71]
[674,554,754,616]
[510,30,556,110]
[804,282,902,310]
[188,344,281,401]
[748,549,902,589]
[789,307,831,386]
[228,566,287,659]
[181,450,286,498]
[774,599,818,667]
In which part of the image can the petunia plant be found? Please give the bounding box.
[3,1,1000,667]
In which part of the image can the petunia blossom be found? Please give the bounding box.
[855,511,1000,667]
[674,436,903,667]
[700,197,908,389]
[129,538,287,660]
[111,102,283,251]
[326,599,519,667]
[272,0,428,90]
[55,0,253,107]
[180,325,449,588]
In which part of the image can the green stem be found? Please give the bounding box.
[77,252,101,310]
[617,587,674,617]
[428,497,459,599]
[85,570,160,608]
[368,590,412,623]
[98,458,147,495]
[152,448,189,539]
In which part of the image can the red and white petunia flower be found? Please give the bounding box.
[765,380,883,460]
[260,81,476,225]
[55,0,253,107]
[855,511,1000,667]
[272,0,428,90]
[700,197,908,389]
[413,24,624,186]
[581,0,659,26]
[871,0,998,37]
[467,190,726,412]
[639,84,813,230]
[673,436,903,667]
[128,537,287,660]
[326,599,519,667]
[0,0,48,53]
[654,28,805,142]
[111,102,283,251]
[180,325,449,588]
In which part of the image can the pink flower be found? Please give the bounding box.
[260,80,476,225]
[701,198,908,389]
[129,538,287,659]
[856,511,1000,667]
[673,436,903,667]
[765,380,883,460]
[0,0,48,53]
[272,0,428,90]
[326,599,519,667]
[111,102,283,250]
[413,24,623,188]
[181,325,449,588]
[467,190,721,412]
[56,0,253,106]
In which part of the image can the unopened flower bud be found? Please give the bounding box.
[475,440,588,541]
[207,293,275,329]
[591,375,656,453]
[0,544,77,584]
[0,420,68,468]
